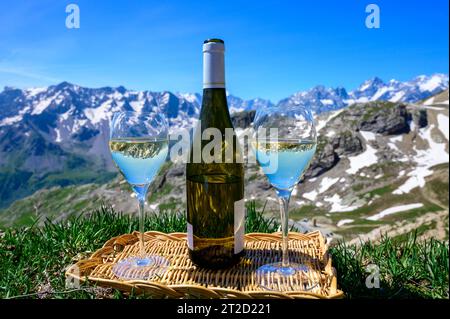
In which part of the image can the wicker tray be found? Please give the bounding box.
[66,231,344,299]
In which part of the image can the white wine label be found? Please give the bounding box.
[234,198,245,254]
[187,222,193,249]
[203,41,225,89]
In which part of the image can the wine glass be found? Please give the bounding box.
[109,110,170,280]
[252,103,317,291]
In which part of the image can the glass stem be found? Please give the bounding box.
[134,184,149,260]
[277,190,291,268]
[138,197,145,258]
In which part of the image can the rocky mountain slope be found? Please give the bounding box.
[236,96,448,242]
[0,74,447,209]
[0,76,448,242]
[0,82,274,208]
[1,90,448,243]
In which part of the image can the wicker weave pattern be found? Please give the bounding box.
[66,231,343,299]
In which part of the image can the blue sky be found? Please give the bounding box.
[0,0,448,102]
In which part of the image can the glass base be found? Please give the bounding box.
[112,255,170,280]
[255,262,319,292]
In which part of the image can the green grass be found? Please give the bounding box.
[289,204,317,216]
[360,101,397,121]
[367,185,395,197]
[247,173,259,182]
[383,202,442,222]
[149,181,174,203]
[431,163,449,171]
[0,184,100,228]
[427,178,449,207]
[327,199,442,240]
[157,200,181,211]
[352,184,364,192]
[0,204,448,299]
[331,233,449,298]
[314,134,329,154]
[289,204,327,222]
[35,170,116,189]
[290,187,441,226]
[395,221,437,243]
[245,201,279,233]
[0,166,117,210]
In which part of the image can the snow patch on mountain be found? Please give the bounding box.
[316,108,346,132]
[417,74,445,92]
[346,131,378,175]
[26,87,47,97]
[424,96,436,105]
[31,96,54,115]
[324,194,361,212]
[0,114,22,126]
[337,219,354,227]
[318,177,339,193]
[129,92,145,113]
[320,99,334,105]
[390,91,405,102]
[55,128,62,143]
[303,190,318,201]
[60,107,74,121]
[393,124,449,194]
[178,93,201,105]
[437,114,449,140]
[366,203,424,221]
[84,100,113,124]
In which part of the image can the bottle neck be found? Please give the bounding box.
[201,87,227,99]
[203,47,225,89]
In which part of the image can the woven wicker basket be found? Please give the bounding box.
[66,231,344,299]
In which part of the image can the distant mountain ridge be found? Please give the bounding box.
[0,73,448,125]
[278,74,449,113]
[0,74,448,208]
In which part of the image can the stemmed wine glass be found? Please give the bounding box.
[252,103,317,291]
[109,110,170,280]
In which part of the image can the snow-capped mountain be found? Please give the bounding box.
[349,74,449,104]
[227,93,274,113]
[279,73,449,113]
[278,85,349,114]
[0,74,448,208]
[0,82,274,207]
[0,74,447,131]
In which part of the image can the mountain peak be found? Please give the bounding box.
[359,77,384,90]
[309,85,327,92]
[55,81,75,89]
[0,73,448,127]
[411,73,449,93]
[3,86,19,92]
[371,76,384,83]
[115,85,127,94]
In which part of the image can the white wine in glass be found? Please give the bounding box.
[253,104,318,291]
[109,111,169,280]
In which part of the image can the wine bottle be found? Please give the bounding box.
[186,39,245,269]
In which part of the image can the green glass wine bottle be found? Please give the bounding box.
[186,39,245,269]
